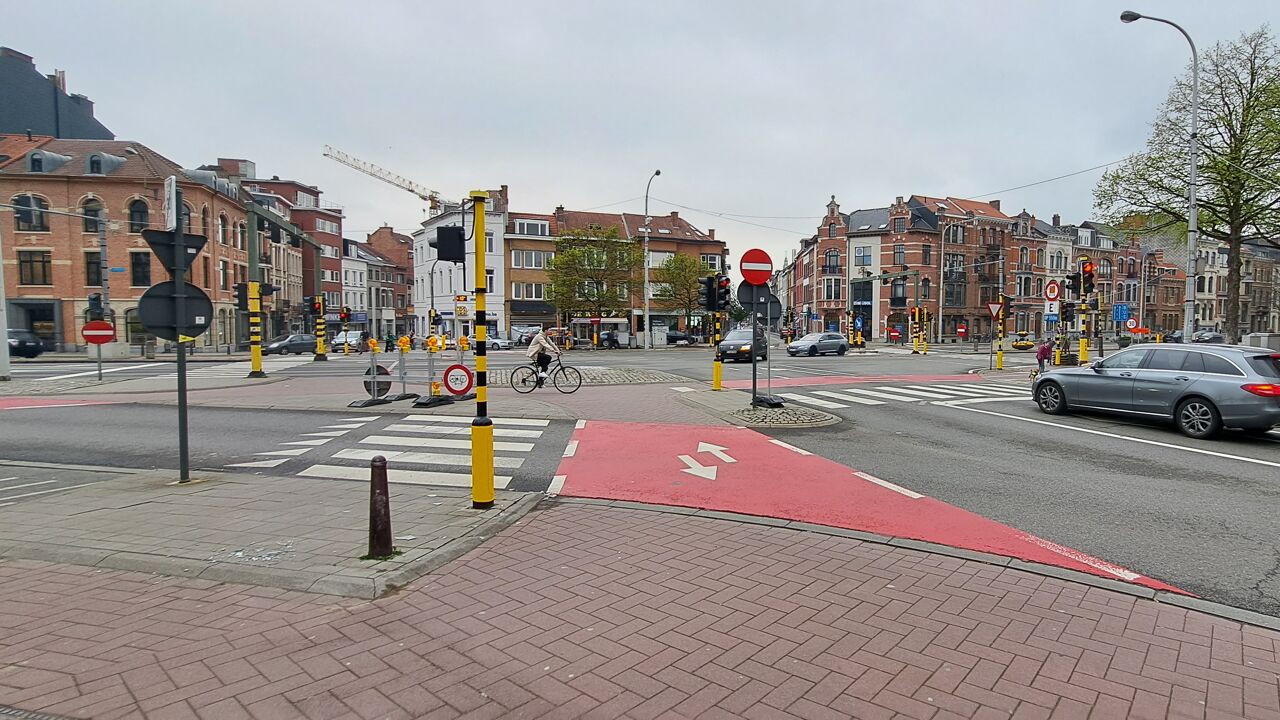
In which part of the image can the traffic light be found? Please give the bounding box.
[234,283,249,312]
[309,295,324,315]
[260,284,278,297]
[1062,301,1077,323]
[430,226,466,263]
[339,306,351,323]
[87,293,103,320]
[715,274,732,311]
[1081,260,1096,295]
[699,275,716,313]
[1065,272,1081,294]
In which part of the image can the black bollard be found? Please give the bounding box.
[368,456,393,558]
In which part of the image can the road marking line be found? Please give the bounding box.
[227,459,290,468]
[853,471,923,499]
[563,440,579,458]
[547,475,566,496]
[1019,533,1141,581]
[982,382,1031,391]
[778,393,845,409]
[0,480,56,492]
[935,396,1029,406]
[0,401,122,411]
[41,363,165,381]
[769,439,812,455]
[339,417,377,422]
[575,420,587,429]
[812,390,885,406]
[0,482,99,501]
[384,423,543,438]
[844,388,926,402]
[322,424,368,429]
[359,435,534,452]
[401,414,550,427]
[0,459,145,474]
[299,464,511,489]
[282,438,331,446]
[331,448,525,468]
[946,404,1280,469]
[949,385,1027,396]
[304,431,349,437]
[254,448,313,457]
[876,387,953,400]
[671,386,696,393]
[0,477,17,483]
[902,385,991,397]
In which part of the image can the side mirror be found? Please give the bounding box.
[1091,361,1104,373]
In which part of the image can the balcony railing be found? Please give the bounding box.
[943,270,966,282]
[820,264,843,275]
[1015,262,1033,272]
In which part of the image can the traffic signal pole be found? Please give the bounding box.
[712,311,723,390]
[470,191,495,510]
[247,281,265,378]
[173,189,191,482]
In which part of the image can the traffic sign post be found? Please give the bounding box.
[443,364,475,396]
[81,320,116,381]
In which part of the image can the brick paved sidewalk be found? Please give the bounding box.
[3,503,1279,719]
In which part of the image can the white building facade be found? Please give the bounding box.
[412,192,507,339]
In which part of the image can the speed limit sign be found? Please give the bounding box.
[442,364,474,395]
[1125,318,1138,330]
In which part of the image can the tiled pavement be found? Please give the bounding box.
[3,503,1279,719]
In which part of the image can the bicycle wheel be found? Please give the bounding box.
[510,365,540,394]
[553,366,583,394]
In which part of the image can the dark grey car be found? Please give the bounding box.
[1032,344,1280,438]
[717,329,767,362]
[787,332,848,357]
[6,329,44,358]
[264,334,317,355]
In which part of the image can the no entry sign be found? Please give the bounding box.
[81,320,116,345]
[740,248,773,286]
[443,364,474,395]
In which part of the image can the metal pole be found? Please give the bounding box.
[642,169,660,349]
[750,293,758,404]
[470,191,495,510]
[938,223,945,343]
[0,218,9,382]
[367,455,393,559]
[174,189,191,482]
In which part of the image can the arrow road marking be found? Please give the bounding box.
[677,455,717,480]
[696,442,736,463]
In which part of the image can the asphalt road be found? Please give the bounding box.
[763,378,1280,615]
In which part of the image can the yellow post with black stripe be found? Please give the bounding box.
[247,281,266,378]
[470,190,495,509]
[712,311,723,391]
[996,295,1005,370]
[313,296,328,361]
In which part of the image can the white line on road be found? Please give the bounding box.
[303,431,349,437]
[563,440,579,458]
[330,448,525,468]
[339,417,378,422]
[844,388,927,402]
[812,390,885,406]
[42,363,164,381]
[281,438,332,446]
[359,435,535,453]
[254,448,313,457]
[853,470,922,499]
[322,424,369,430]
[547,475,566,496]
[0,477,16,483]
[671,386,696,393]
[227,459,290,468]
[0,480,56,493]
[1020,533,1141,581]
[778,393,845,409]
[299,464,512,489]
[877,387,954,400]
[400,414,551,427]
[384,424,543,438]
[575,420,587,429]
[945,404,1280,469]
[901,385,993,397]
[935,396,1029,406]
[0,482,99,501]
[769,439,812,455]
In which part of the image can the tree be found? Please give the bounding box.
[545,225,645,328]
[727,297,749,324]
[653,253,712,331]
[1095,27,1280,343]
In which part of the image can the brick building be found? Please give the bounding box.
[506,212,557,333]
[0,134,249,351]
[364,225,414,336]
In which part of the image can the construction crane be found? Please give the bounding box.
[322,145,453,213]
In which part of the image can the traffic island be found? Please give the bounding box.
[676,387,840,427]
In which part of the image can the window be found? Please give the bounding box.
[823,277,842,300]
[29,154,43,172]
[1019,247,1029,265]
[1036,248,1045,267]
[128,200,149,233]
[182,203,193,233]
[824,249,840,271]
[202,256,210,288]
[891,278,906,299]
[295,192,316,208]
[515,220,549,236]
[1146,349,1184,371]
[486,269,495,292]
[485,231,494,253]
[218,214,228,244]
[648,250,674,269]
[512,250,523,268]
[828,222,837,238]
[85,251,101,286]
[1102,348,1149,369]
[17,250,52,285]
[315,219,340,234]
[237,222,246,249]
[218,260,228,290]
[130,252,151,287]
[922,245,932,265]
[511,282,546,300]
[201,207,209,234]
[893,244,905,266]
[82,199,103,233]
[701,254,721,270]
[921,278,931,299]
[893,217,905,233]
[854,246,871,266]
[88,155,102,174]
[1201,353,1243,376]
[1054,251,1065,270]
[12,195,49,231]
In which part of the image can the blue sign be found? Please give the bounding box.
[1112,303,1131,322]
[108,267,125,273]
[351,312,369,323]
[1046,313,1060,323]
[853,316,864,331]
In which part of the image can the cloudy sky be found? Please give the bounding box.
[9,0,1277,275]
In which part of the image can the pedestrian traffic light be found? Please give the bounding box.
[715,274,732,311]
[1081,260,1096,295]
[1065,272,1081,294]
[339,306,351,323]
[234,283,249,312]
[87,293,103,320]
[699,275,716,313]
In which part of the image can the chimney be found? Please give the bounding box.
[988,199,1000,211]
[708,228,715,240]
[895,196,903,205]
[670,211,678,221]
[1052,213,1061,227]
[25,129,32,141]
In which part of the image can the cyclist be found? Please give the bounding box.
[526,328,561,382]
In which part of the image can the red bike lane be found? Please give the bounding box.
[555,418,1183,594]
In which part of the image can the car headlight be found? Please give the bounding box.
[740,344,751,351]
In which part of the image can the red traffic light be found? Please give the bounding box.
[1081,261,1096,275]
[717,276,731,290]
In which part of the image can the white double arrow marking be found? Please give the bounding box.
[677,442,737,480]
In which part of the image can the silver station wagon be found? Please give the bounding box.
[1032,344,1280,439]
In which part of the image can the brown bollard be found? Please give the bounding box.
[368,456,393,558]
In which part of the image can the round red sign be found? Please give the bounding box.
[740,248,773,286]
[81,320,116,345]
[1045,280,1061,301]
[442,364,474,396]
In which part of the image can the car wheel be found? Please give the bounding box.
[1176,397,1222,439]
[837,345,848,355]
[807,346,818,357]
[1035,382,1068,415]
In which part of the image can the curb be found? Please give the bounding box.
[546,497,1280,632]
[675,388,842,428]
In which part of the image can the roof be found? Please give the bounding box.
[1033,219,1074,239]
[844,207,890,233]
[554,209,718,243]
[0,133,51,168]
[0,47,114,140]
[0,135,183,179]
[906,195,1010,232]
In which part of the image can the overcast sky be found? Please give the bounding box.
[9,0,1278,275]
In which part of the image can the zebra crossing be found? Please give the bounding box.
[228,413,555,491]
[149,355,322,379]
[778,381,1030,409]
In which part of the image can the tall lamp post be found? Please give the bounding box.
[1121,9,1199,342]
[642,169,661,349]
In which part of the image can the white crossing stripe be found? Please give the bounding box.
[671,386,697,393]
[844,388,929,402]
[563,440,578,457]
[255,448,313,457]
[384,423,543,438]
[340,417,377,422]
[769,439,812,455]
[0,482,99,501]
[44,363,164,381]
[304,431,349,437]
[778,393,846,409]
[982,382,1030,391]
[902,385,993,397]
[359,435,534,453]
[299,464,511,489]
[400,414,550,427]
[547,475,567,496]
[228,458,290,468]
[330,448,525,468]
[950,384,1027,396]
[322,424,368,430]
[0,480,56,492]
[876,387,954,400]
[812,390,885,406]
[282,438,331,446]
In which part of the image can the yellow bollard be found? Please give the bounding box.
[469,190,495,510]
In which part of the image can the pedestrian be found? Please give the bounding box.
[1036,339,1052,373]
[526,327,560,383]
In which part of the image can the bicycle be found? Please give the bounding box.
[510,355,582,394]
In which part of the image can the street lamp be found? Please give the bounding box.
[642,169,661,350]
[1120,9,1199,342]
